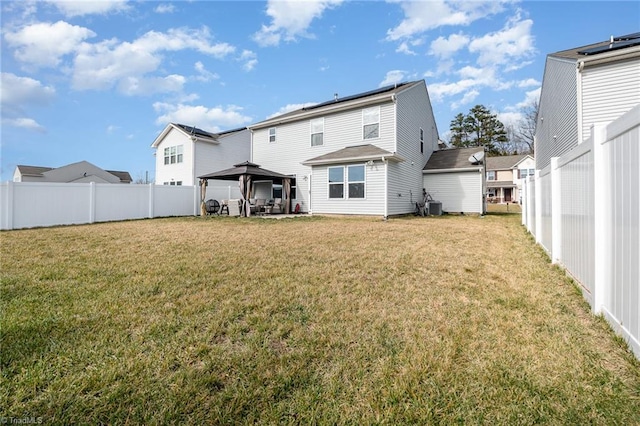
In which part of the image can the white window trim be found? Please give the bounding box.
[362,106,380,140]
[328,166,344,199]
[487,171,496,181]
[347,164,366,199]
[268,127,276,143]
[163,145,183,165]
[327,164,366,200]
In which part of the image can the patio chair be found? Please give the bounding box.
[271,198,284,214]
[219,199,229,215]
[227,199,241,217]
[205,199,220,215]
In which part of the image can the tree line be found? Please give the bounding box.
[447,102,536,156]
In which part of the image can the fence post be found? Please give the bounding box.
[148,183,155,218]
[550,157,562,264]
[89,182,96,224]
[3,181,14,230]
[521,178,527,226]
[593,124,611,314]
[534,170,542,244]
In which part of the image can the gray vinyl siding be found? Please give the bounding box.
[388,81,438,215]
[423,171,483,213]
[252,102,396,214]
[535,58,579,170]
[310,163,385,215]
[194,129,250,180]
[582,59,640,139]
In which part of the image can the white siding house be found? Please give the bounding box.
[423,147,485,214]
[13,161,131,184]
[485,154,535,204]
[248,81,439,217]
[151,123,251,200]
[536,34,640,169]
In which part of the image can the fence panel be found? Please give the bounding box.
[154,185,198,218]
[95,184,151,222]
[538,167,553,253]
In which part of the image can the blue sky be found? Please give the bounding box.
[1,1,638,182]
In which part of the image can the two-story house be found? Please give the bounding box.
[247,80,439,218]
[151,123,250,200]
[13,161,132,184]
[485,154,535,204]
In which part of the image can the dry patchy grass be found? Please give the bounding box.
[1,214,639,424]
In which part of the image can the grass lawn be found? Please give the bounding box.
[2,213,639,424]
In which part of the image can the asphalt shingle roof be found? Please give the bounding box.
[423,147,484,170]
[304,144,395,164]
[485,155,528,171]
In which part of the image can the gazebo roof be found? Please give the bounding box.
[198,161,291,181]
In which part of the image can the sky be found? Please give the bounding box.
[1,1,638,183]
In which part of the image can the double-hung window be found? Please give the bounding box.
[311,118,324,146]
[268,127,276,143]
[487,171,496,181]
[328,165,365,199]
[164,145,183,165]
[363,107,380,140]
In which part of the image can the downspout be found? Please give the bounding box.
[382,156,388,220]
[576,60,584,143]
[191,137,197,186]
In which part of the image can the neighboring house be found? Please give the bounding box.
[485,154,535,204]
[151,123,251,199]
[422,147,486,214]
[13,161,132,183]
[248,80,440,217]
[535,32,640,169]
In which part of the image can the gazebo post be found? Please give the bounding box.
[200,179,208,216]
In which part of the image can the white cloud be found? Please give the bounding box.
[238,50,258,72]
[516,88,541,109]
[0,73,56,106]
[386,1,507,41]
[194,62,220,82]
[451,89,479,109]
[429,32,470,58]
[45,0,131,17]
[154,4,176,14]
[267,103,317,119]
[153,102,252,131]
[118,74,186,96]
[428,79,478,103]
[2,117,46,133]
[379,70,407,87]
[4,21,96,68]
[253,0,343,47]
[396,41,416,56]
[468,15,536,67]
[71,27,235,93]
[517,78,540,88]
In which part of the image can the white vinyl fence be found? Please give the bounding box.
[1,182,202,230]
[522,105,640,359]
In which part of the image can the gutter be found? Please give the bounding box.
[423,167,483,174]
[302,153,405,166]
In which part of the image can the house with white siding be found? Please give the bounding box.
[151,123,250,200]
[248,80,440,218]
[13,161,131,184]
[422,147,486,214]
[535,33,640,169]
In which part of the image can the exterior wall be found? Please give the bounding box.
[252,101,397,214]
[536,58,579,170]
[581,59,640,140]
[310,162,385,215]
[423,171,483,214]
[388,81,438,215]
[154,127,194,186]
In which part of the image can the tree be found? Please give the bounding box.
[448,105,508,155]
[512,99,538,155]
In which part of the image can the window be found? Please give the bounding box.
[347,165,365,198]
[268,127,276,143]
[487,171,496,181]
[328,167,344,199]
[311,118,324,146]
[363,107,379,139]
[164,181,182,186]
[290,177,297,199]
[420,128,424,153]
[518,168,535,179]
[273,184,282,199]
[328,166,365,199]
[163,145,183,165]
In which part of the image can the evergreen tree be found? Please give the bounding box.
[448,105,509,155]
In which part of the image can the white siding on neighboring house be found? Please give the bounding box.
[388,81,437,215]
[536,58,579,170]
[581,59,640,139]
[423,171,483,214]
[154,127,194,186]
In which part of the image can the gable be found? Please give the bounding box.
[43,161,121,183]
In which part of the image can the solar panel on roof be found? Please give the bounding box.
[577,38,640,55]
[614,32,640,41]
[302,82,410,111]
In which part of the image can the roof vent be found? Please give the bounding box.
[334,93,338,101]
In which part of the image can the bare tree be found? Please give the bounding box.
[512,100,538,155]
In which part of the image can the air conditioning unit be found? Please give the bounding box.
[428,201,442,216]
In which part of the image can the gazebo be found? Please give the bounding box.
[197,161,292,217]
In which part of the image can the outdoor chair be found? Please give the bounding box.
[271,198,284,214]
[219,200,229,215]
[205,199,220,215]
[227,199,241,217]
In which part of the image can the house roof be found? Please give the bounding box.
[550,32,640,62]
[249,81,425,130]
[423,147,485,171]
[15,165,53,177]
[487,180,517,189]
[198,161,291,181]
[105,170,133,183]
[151,122,229,148]
[302,144,404,166]
[486,154,530,171]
